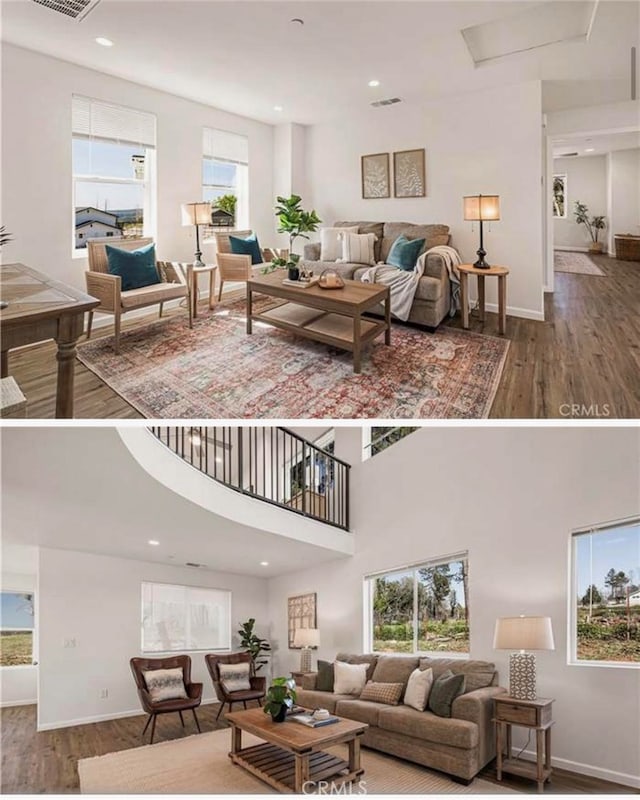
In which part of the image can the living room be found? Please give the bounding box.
[1,0,639,419]
[1,424,639,793]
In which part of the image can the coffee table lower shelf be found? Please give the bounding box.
[229,741,362,794]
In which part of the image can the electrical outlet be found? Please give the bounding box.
[64,638,76,648]
[100,688,108,699]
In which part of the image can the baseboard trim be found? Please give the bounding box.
[554,245,611,255]
[1,699,36,708]
[482,303,545,322]
[518,748,639,789]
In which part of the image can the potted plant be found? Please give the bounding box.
[263,677,296,723]
[573,201,607,254]
[263,195,321,280]
[0,226,13,248]
[237,618,271,673]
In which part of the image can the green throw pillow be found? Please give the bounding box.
[387,235,425,271]
[229,233,262,265]
[316,660,335,692]
[105,243,159,291]
[427,670,465,717]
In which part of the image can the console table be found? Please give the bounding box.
[0,263,99,418]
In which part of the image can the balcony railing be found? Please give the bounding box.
[149,426,351,531]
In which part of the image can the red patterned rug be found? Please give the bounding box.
[76,299,509,418]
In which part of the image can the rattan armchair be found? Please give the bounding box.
[214,230,284,300]
[85,237,192,354]
[205,652,266,720]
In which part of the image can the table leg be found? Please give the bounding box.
[545,726,552,779]
[246,285,253,334]
[348,735,361,773]
[231,724,242,754]
[536,728,544,792]
[1,350,8,378]
[498,274,507,335]
[294,754,310,794]
[478,275,485,322]
[496,721,504,781]
[353,312,362,374]
[461,272,469,329]
[506,725,512,759]
[208,270,216,309]
[384,288,391,345]
[192,271,199,319]
[54,316,82,419]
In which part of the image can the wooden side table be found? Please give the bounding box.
[494,695,554,793]
[459,263,509,335]
[189,263,217,318]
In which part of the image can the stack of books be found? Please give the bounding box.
[289,713,339,728]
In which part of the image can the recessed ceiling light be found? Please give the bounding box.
[148,540,160,546]
[260,561,269,567]
[368,80,380,87]
[95,37,113,47]
[274,105,284,112]
[290,18,304,26]
[585,148,595,152]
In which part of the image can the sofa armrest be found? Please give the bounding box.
[303,242,321,261]
[423,253,455,282]
[300,672,318,690]
[250,675,266,693]
[187,681,203,701]
[85,271,121,312]
[452,686,507,769]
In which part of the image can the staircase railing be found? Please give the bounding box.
[149,426,351,531]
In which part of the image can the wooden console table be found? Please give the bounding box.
[494,695,554,793]
[0,263,99,418]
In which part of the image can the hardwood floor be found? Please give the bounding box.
[4,255,639,419]
[1,704,634,794]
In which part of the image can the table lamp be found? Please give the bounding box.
[293,628,320,673]
[493,615,554,700]
[463,194,500,269]
[181,202,211,267]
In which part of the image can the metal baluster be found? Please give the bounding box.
[238,428,244,492]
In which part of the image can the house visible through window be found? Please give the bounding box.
[72,95,157,252]
[570,518,639,666]
[141,582,231,653]
[202,127,249,238]
[0,591,35,667]
[364,427,419,459]
[365,554,469,655]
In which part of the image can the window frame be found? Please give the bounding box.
[201,127,250,240]
[0,589,36,670]
[568,515,640,670]
[362,426,419,460]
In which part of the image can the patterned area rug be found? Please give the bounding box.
[78,728,515,794]
[554,251,605,275]
[76,298,509,419]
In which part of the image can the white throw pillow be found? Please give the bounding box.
[338,232,377,266]
[403,667,434,712]
[320,226,358,261]
[143,667,187,703]
[219,661,251,693]
[333,661,368,695]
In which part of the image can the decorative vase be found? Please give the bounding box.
[271,705,287,723]
[287,266,299,281]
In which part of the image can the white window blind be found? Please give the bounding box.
[141,582,231,653]
[203,127,248,164]
[73,95,156,148]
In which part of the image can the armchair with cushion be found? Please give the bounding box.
[86,237,192,354]
[130,655,202,744]
[213,230,283,300]
[205,652,266,720]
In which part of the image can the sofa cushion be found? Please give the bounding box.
[295,689,355,714]
[419,658,497,692]
[316,660,335,692]
[338,232,377,266]
[334,221,385,262]
[360,681,404,705]
[428,671,466,718]
[335,653,378,682]
[403,667,434,712]
[387,235,425,271]
[143,667,187,703]
[334,661,368,695]
[301,260,358,280]
[371,655,419,691]
[336,698,387,727]
[378,706,478,750]
[120,282,187,308]
[218,662,251,693]
[106,243,159,291]
[414,276,444,302]
[230,232,262,265]
[320,226,358,261]
[381,223,450,263]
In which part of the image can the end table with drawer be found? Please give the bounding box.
[494,695,554,792]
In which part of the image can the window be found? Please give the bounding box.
[365,554,469,655]
[72,95,156,253]
[141,582,231,653]
[570,517,640,666]
[202,128,249,237]
[364,427,419,459]
[553,174,567,218]
[1,591,35,667]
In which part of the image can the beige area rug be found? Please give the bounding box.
[554,250,605,276]
[78,729,514,794]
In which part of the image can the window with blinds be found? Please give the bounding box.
[202,127,249,235]
[72,95,157,252]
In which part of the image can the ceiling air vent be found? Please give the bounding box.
[185,562,205,568]
[371,97,402,108]
[559,152,579,157]
[31,0,102,20]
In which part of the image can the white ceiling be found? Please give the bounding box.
[1,0,638,124]
[552,130,640,158]
[0,427,350,577]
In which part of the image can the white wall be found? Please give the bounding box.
[267,426,640,787]
[609,148,640,252]
[37,547,268,730]
[0,556,38,707]
[0,44,275,291]
[304,81,544,320]
[553,156,608,250]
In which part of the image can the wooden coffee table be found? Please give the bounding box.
[226,707,367,794]
[246,271,391,373]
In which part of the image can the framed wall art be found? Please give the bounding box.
[288,592,317,648]
[393,149,426,198]
[361,153,391,199]
[552,174,567,218]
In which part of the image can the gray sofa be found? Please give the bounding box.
[295,653,506,783]
[302,221,455,329]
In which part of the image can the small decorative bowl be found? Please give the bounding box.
[318,269,345,290]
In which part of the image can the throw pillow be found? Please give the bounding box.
[333,661,368,695]
[218,661,251,693]
[404,667,434,712]
[338,232,377,266]
[387,235,425,271]
[359,681,403,705]
[428,670,466,718]
[316,660,335,692]
[106,243,159,291]
[142,667,187,703]
[229,233,263,265]
[320,226,359,261]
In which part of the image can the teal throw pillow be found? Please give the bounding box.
[387,235,425,271]
[427,670,466,718]
[106,243,159,291]
[229,233,262,265]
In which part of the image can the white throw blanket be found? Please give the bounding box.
[360,245,462,321]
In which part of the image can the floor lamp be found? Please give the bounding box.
[181,202,211,267]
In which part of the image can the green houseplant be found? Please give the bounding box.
[573,201,607,254]
[263,195,321,280]
[215,194,237,218]
[263,677,297,722]
[0,226,13,248]
[237,618,271,673]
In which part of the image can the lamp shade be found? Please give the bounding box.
[293,628,320,648]
[493,616,555,651]
[181,202,211,226]
[463,195,501,222]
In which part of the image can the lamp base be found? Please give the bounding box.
[193,252,205,268]
[509,652,537,700]
[299,647,312,674]
[473,248,490,269]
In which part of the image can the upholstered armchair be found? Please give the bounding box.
[85,237,192,354]
[213,230,284,300]
[205,652,266,720]
[130,655,202,744]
